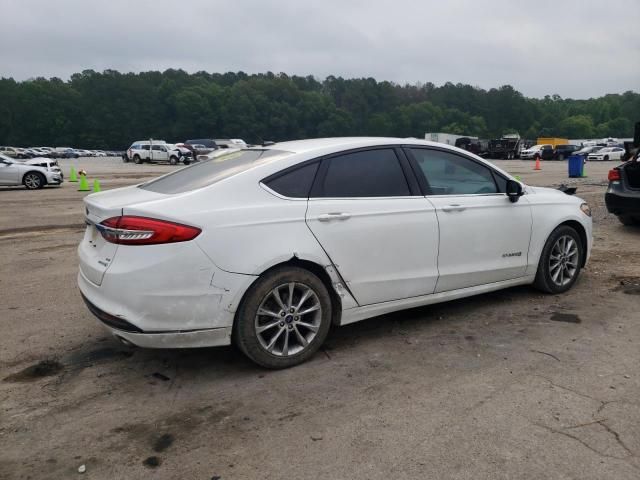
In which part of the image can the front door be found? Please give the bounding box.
[0,159,20,185]
[306,148,439,306]
[151,145,168,162]
[406,147,532,293]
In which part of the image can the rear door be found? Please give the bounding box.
[406,147,532,293]
[305,147,440,306]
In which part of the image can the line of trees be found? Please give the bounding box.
[0,70,638,149]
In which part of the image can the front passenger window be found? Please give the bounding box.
[410,149,498,195]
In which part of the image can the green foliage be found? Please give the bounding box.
[0,71,637,148]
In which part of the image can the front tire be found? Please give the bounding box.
[558,154,565,161]
[234,267,332,369]
[133,155,142,164]
[534,225,583,294]
[23,172,45,190]
[604,155,609,161]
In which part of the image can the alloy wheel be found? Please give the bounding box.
[24,173,41,189]
[254,282,322,357]
[549,235,579,286]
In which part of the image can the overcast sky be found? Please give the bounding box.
[1,0,638,98]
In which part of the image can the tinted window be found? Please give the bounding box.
[264,162,319,198]
[410,148,498,195]
[140,149,291,194]
[492,173,508,193]
[318,149,410,197]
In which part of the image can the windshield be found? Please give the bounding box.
[0,153,14,163]
[140,149,292,194]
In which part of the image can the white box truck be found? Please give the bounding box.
[425,132,472,146]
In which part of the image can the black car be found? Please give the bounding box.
[553,144,579,160]
[184,139,218,157]
[537,145,555,160]
[605,156,640,226]
[454,137,489,157]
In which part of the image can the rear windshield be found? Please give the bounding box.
[139,149,291,194]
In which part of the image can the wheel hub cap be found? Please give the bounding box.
[254,282,322,357]
[549,235,579,286]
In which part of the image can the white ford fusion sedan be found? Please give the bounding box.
[78,137,593,368]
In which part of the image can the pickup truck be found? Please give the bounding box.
[125,141,192,165]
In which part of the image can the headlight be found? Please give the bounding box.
[580,203,592,217]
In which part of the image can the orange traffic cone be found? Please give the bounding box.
[534,156,541,171]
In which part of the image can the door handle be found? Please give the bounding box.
[441,204,466,212]
[318,212,352,222]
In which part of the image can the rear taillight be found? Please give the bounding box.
[98,216,201,245]
[608,169,621,182]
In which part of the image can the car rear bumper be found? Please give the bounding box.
[81,292,232,347]
[77,240,258,347]
[605,192,640,216]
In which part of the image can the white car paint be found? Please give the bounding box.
[306,196,440,304]
[587,147,625,161]
[520,145,550,159]
[77,137,592,349]
[0,153,63,187]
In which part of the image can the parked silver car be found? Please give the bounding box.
[0,153,63,189]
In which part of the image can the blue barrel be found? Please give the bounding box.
[568,155,583,178]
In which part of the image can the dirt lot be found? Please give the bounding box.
[1,157,639,479]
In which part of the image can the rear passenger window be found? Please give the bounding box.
[319,149,410,197]
[410,149,498,195]
[264,162,319,198]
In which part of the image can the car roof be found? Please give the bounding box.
[254,137,515,182]
[263,137,460,155]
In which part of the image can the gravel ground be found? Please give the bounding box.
[1,157,639,479]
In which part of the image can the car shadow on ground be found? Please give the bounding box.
[0,186,63,192]
[56,285,539,382]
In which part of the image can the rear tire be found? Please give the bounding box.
[23,172,45,190]
[534,225,583,294]
[618,215,640,226]
[234,266,332,369]
[169,156,178,165]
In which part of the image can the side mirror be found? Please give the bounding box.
[506,179,523,203]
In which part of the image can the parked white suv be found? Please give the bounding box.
[0,153,63,189]
[125,141,192,165]
[521,145,550,159]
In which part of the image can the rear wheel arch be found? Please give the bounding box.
[232,259,336,368]
[237,257,342,328]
